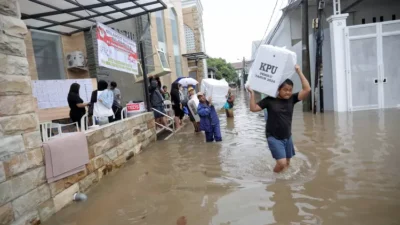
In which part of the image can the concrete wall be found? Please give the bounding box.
[100,19,145,104]
[347,0,400,25]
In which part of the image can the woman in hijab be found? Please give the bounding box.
[67,83,89,128]
[171,82,184,128]
[90,80,114,125]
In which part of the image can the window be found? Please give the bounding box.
[32,31,65,80]
[184,25,195,52]
[155,11,168,53]
[169,8,183,77]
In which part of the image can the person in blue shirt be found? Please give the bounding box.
[197,92,222,142]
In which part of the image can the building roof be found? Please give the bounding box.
[230,60,253,70]
[20,0,167,36]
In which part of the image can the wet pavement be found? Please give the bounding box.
[44,90,400,225]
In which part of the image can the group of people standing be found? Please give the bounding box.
[67,80,122,129]
[149,77,237,143]
[149,77,197,130]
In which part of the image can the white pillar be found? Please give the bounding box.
[327,13,349,112]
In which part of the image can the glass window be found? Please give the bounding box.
[169,8,183,77]
[31,31,65,80]
[155,11,168,52]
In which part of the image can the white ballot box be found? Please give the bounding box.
[247,45,297,97]
[200,79,229,109]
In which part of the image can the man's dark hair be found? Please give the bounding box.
[163,85,167,89]
[110,81,117,88]
[278,79,294,90]
[98,80,108,91]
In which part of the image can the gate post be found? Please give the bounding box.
[327,13,349,112]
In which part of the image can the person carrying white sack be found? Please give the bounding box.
[247,65,311,173]
[90,80,115,125]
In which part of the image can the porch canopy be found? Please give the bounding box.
[182,52,209,66]
[20,0,167,35]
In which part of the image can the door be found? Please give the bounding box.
[381,21,400,108]
[345,24,380,111]
[345,20,400,111]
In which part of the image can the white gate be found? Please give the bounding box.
[345,20,400,111]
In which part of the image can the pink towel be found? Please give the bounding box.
[43,132,89,183]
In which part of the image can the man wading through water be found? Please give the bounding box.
[248,65,311,173]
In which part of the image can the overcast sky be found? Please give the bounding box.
[202,0,285,63]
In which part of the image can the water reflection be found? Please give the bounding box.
[44,90,400,225]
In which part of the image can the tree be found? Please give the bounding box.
[207,58,237,82]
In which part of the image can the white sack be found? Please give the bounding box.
[247,45,297,97]
[200,78,229,109]
[188,98,200,122]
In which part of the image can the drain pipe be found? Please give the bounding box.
[73,192,88,202]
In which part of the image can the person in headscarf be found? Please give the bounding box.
[67,83,89,128]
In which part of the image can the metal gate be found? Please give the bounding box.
[345,20,400,111]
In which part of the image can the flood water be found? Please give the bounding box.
[45,90,400,225]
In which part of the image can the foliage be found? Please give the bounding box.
[207,58,238,82]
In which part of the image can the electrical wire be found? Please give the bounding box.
[253,0,280,55]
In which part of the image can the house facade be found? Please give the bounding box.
[263,0,400,112]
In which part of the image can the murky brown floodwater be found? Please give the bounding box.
[45,90,400,225]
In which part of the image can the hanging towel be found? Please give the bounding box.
[43,132,89,183]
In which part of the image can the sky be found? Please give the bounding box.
[201,0,285,63]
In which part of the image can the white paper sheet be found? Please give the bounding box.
[31,79,94,109]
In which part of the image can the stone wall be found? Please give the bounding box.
[0,1,43,224]
[0,3,157,224]
[0,110,156,224]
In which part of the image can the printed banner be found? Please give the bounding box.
[97,22,138,74]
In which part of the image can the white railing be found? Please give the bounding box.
[152,107,175,134]
[80,104,176,135]
[121,107,127,119]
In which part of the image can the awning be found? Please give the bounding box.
[182,52,209,61]
[20,0,167,36]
